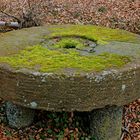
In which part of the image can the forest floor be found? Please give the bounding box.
[0,0,140,139]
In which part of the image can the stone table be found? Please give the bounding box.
[0,25,140,140]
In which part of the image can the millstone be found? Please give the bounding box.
[0,25,140,111]
[0,25,140,135]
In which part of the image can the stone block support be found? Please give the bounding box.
[90,106,123,140]
[6,101,35,128]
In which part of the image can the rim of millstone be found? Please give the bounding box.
[0,25,140,111]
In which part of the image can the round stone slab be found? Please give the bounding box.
[0,25,140,111]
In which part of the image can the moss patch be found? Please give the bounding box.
[0,45,131,72]
[48,25,138,44]
[53,38,85,49]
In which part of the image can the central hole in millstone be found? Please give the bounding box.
[63,43,76,49]
[43,37,97,53]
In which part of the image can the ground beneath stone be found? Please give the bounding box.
[0,99,139,140]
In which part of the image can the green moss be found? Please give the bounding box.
[48,25,138,44]
[0,45,131,72]
[53,38,84,49]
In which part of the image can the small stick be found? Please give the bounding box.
[0,10,21,23]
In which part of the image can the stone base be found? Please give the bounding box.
[6,101,35,129]
[90,105,123,140]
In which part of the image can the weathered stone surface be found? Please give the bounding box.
[0,25,140,111]
[90,105,123,140]
[6,101,35,128]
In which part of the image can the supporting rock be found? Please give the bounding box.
[90,105,123,140]
[5,101,35,129]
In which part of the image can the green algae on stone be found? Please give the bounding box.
[48,25,139,44]
[0,45,131,72]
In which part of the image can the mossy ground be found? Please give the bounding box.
[0,45,131,72]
